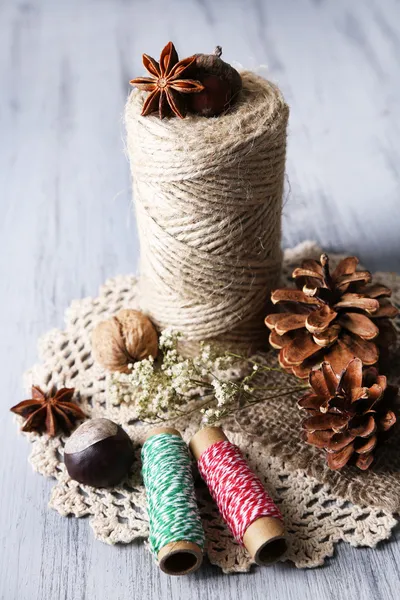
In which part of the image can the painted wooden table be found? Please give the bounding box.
[1,1,399,598]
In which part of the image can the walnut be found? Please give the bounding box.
[91,309,158,373]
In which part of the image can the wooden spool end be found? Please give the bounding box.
[145,426,181,441]
[243,516,286,565]
[158,540,203,576]
[189,426,227,460]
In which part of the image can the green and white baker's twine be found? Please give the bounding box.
[141,433,205,557]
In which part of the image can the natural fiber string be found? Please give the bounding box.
[197,440,283,543]
[141,433,205,556]
[125,71,289,348]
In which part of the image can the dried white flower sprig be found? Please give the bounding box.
[107,329,306,426]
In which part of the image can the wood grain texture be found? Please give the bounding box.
[1,0,399,599]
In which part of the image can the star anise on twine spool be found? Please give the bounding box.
[10,386,85,436]
[299,359,398,470]
[265,254,398,378]
[130,41,204,119]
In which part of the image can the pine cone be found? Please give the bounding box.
[265,253,398,378]
[299,358,397,470]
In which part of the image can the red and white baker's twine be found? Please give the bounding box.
[197,441,283,544]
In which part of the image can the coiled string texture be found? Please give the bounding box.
[126,72,289,347]
[198,440,283,543]
[141,433,205,556]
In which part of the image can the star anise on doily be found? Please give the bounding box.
[130,41,204,119]
[10,386,86,437]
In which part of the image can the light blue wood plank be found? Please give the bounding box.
[1,1,399,599]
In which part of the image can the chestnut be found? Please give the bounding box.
[64,418,134,488]
[188,46,242,117]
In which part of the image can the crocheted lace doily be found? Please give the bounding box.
[20,242,400,572]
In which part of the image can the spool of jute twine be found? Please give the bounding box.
[125,71,289,350]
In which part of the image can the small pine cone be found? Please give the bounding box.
[299,358,398,470]
[265,253,399,378]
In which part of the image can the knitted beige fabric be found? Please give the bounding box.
[20,242,399,571]
[125,72,289,348]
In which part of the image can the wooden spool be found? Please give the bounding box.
[144,427,203,576]
[189,426,286,566]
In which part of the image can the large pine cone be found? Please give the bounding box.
[299,358,397,470]
[265,254,398,378]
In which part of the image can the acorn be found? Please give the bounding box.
[64,418,134,488]
[188,46,242,117]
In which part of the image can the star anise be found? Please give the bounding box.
[10,386,86,437]
[130,41,204,119]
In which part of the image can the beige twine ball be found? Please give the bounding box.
[91,309,158,373]
[125,71,289,350]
